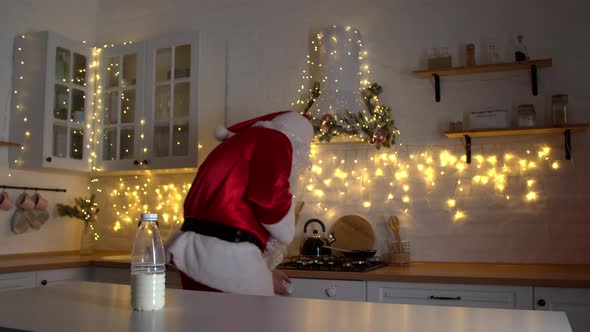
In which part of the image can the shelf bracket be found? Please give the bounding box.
[433,74,441,102]
[530,64,538,96]
[464,135,472,164]
[565,129,571,160]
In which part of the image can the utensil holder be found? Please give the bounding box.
[389,240,411,265]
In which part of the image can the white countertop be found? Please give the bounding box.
[0,282,572,332]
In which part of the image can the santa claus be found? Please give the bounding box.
[166,110,314,296]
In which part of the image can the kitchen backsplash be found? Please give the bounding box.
[93,135,590,264]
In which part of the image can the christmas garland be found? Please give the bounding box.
[302,82,399,149]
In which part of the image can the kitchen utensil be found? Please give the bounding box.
[299,219,336,256]
[330,214,375,251]
[32,193,49,210]
[0,191,14,211]
[388,216,401,243]
[323,246,377,258]
[15,193,34,210]
[294,201,305,225]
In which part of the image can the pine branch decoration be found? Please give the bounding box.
[56,194,100,224]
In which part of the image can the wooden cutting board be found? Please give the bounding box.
[330,214,375,250]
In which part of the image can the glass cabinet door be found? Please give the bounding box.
[52,46,87,161]
[101,52,138,163]
[152,44,191,158]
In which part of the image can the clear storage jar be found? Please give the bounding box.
[389,240,411,265]
[517,104,536,128]
[552,94,568,126]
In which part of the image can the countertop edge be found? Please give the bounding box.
[2,253,590,288]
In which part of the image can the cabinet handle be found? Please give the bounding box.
[325,286,337,297]
[133,160,139,165]
[46,157,52,163]
[41,280,47,286]
[429,295,461,301]
[537,299,546,307]
[142,160,149,165]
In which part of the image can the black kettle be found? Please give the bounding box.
[300,219,336,256]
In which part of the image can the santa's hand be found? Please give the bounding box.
[272,269,292,296]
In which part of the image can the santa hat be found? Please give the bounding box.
[215,111,312,142]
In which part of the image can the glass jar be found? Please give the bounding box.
[517,104,536,128]
[389,240,411,265]
[552,94,568,126]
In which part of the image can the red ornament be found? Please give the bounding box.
[321,114,334,125]
[375,131,386,143]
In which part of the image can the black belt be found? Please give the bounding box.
[181,218,263,251]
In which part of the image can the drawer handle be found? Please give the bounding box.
[537,299,546,307]
[429,295,461,301]
[325,286,337,298]
[41,280,47,286]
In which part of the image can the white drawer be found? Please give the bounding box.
[36,268,89,287]
[367,281,532,309]
[289,278,366,302]
[0,272,36,292]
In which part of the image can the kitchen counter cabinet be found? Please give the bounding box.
[534,287,590,332]
[289,278,365,302]
[0,272,36,292]
[282,262,590,288]
[0,282,573,332]
[0,267,88,292]
[367,281,533,309]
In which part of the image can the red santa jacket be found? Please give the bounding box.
[183,126,293,249]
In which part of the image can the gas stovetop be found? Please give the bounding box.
[277,255,386,272]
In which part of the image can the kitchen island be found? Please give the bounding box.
[0,282,572,332]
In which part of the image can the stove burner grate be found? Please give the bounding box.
[277,255,386,272]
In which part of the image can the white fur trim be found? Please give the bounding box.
[214,125,232,141]
[166,231,274,296]
[263,202,295,245]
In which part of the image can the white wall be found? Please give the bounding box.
[0,0,97,254]
[90,0,589,263]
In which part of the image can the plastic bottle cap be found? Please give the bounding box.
[141,213,158,221]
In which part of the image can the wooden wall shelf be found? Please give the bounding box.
[413,58,552,102]
[0,141,22,147]
[413,59,552,78]
[445,123,588,164]
[444,124,588,138]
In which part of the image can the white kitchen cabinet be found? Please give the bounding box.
[90,266,182,289]
[289,278,366,302]
[534,287,590,332]
[36,267,89,287]
[96,32,226,171]
[367,281,533,309]
[9,31,93,172]
[96,41,147,171]
[0,272,36,292]
[0,268,88,292]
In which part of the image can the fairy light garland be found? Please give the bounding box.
[299,143,561,224]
